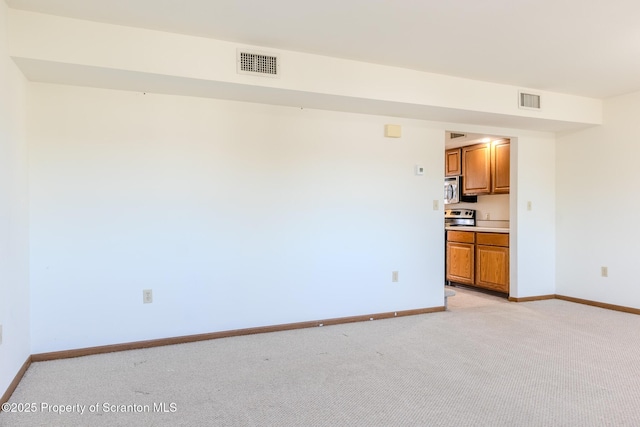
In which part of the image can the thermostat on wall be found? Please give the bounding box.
[415,165,425,175]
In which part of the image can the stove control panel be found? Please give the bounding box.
[445,209,475,218]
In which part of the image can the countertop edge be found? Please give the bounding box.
[445,226,510,233]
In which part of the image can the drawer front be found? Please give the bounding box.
[476,232,509,247]
[447,231,475,244]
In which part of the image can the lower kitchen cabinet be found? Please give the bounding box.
[446,231,509,293]
[476,246,509,293]
[446,231,475,285]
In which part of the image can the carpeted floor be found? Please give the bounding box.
[2,286,640,426]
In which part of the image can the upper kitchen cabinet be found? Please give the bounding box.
[445,148,462,176]
[491,139,510,194]
[462,144,491,195]
[461,140,510,196]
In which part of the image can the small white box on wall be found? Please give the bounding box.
[384,124,401,138]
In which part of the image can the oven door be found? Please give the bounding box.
[444,177,459,205]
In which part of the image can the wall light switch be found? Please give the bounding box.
[415,165,425,175]
[433,200,439,211]
[527,201,532,211]
[143,289,153,304]
[0,324,3,345]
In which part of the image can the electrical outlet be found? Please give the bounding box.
[601,267,608,278]
[432,200,439,211]
[392,271,399,282]
[143,289,153,304]
[527,201,532,211]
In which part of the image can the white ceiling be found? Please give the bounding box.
[7,0,640,99]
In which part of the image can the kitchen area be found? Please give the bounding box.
[444,131,510,296]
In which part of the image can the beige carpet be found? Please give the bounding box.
[446,284,509,310]
[2,287,640,426]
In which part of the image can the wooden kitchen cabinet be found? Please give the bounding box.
[460,140,510,195]
[475,233,509,293]
[462,143,491,195]
[446,231,509,294]
[491,139,510,194]
[445,148,462,176]
[446,231,475,285]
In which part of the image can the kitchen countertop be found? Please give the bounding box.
[445,226,509,233]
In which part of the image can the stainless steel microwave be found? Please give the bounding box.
[444,176,477,205]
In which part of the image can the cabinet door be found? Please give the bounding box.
[446,242,475,285]
[491,140,510,194]
[476,245,509,293]
[445,148,462,176]
[462,143,491,195]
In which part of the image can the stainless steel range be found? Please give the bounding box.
[444,208,476,286]
[445,208,476,227]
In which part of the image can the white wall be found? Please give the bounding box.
[0,0,30,397]
[28,87,562,355]
[456,194,510,224]
[511,134,557,298]
[556,91,640,308]
[29,84,446,353]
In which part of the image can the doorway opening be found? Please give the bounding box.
[444,130,513,299]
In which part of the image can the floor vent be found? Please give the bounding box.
[519,91,541,110]
[237,49,280,77]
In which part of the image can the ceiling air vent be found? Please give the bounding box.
[450,132,466,139]
[519,91,541,110]
[237,49,280,77]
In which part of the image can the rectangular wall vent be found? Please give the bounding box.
[237,49,280,77]
[519,91,541,110]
